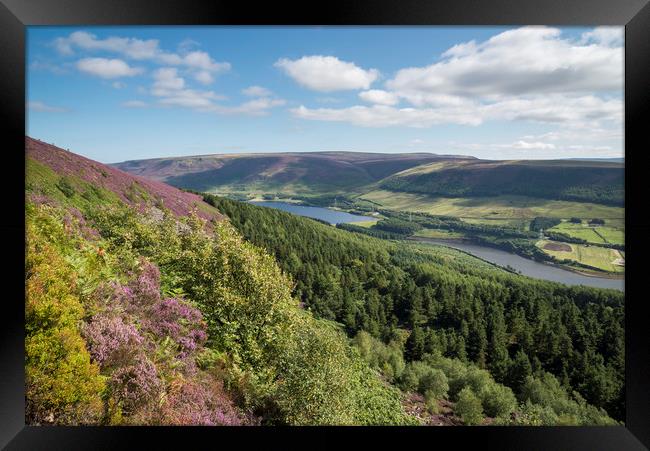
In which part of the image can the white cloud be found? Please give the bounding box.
[386,26,622,101]
[182,51,230,72]
[152,67,185,90]
[275,55,379,92]
[54,31,160,59]
[509,140,556,150]
[291,104,481,128]
[112,81,126,89]
[289,27,623,142]
[216,97,286,116]
[27,101,68,112]
[359,89,399,106]
[291,94,621,129]
[77,57,143,78]
[148,67,282,115]
[242,85,272,97]
[194,70,214,85]
[53,31,230,80]
[580,27,623,47]
[122,100,148,108]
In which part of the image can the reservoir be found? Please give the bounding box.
[249,201,376,225]
[416,238,624,292]
[248,201,624,292]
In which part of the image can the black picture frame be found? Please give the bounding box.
[3,0,649,449]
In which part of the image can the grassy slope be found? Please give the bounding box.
[359,190,624,221]
[26,137,223,223]
[549,221,625,246]
[536,240,625,273]
[380,159,624,205]
[114,152,456,196]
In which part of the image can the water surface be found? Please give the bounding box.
[249,201,376,225]
[417,238,624,291]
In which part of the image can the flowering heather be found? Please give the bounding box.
[158,376,244,426]
[127,260,162,308]
[26,137,223,223]
[62,206,101,241]
[147,297,208,357]
[110,357,161,414]
[27,192,58,207]
[82,314,144,367]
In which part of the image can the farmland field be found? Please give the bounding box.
[413,228,465,239]
[549,221,625,245]
[349,218,380,228]
[358,190,624,222]
[536,240,625,273]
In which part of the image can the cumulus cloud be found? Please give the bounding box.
[242,85,272,97]
[27,101,68,112]
[275,55,379,92]
[77,57,143,78]
[152,67,185,91]
[291,104,482,128]
[289,26,623,144]
[194,70,214,85]
[216,97,286,116]
[509,140,556,150]
[149,68,283,115]
[54,31,230,83]
[386,26,622,101]
[359,89,399,106]
[580,27,623,47]
[291,94,622,129]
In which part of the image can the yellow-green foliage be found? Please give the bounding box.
[275,317,414,425]
[455,387,484,425]
[25,204,106,424]
[359,190,623,221]
[536,240,624,273]
[87,204,415,425]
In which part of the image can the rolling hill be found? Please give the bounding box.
[113,151,474,195]
[113,151,624,206]
[380,159,624,206]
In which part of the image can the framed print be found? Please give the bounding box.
[2,0,650,449]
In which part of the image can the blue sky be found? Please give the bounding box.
[27,26,623,163]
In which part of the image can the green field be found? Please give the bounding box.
[348,218,380,228]
[549,221,625,245]
[536,240,625,273]
[358,190,624,222]
[413,228,465,239]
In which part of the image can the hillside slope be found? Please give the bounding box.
[380,159,624,206]
[24,137,417,426]
[26,137,224,223]
[113,151,473,195]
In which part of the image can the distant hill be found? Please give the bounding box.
[113,152,474,195]
[26,137,224,223]
[380,159,624,206]
[113,150,624,206]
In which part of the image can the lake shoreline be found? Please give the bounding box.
[409,237,624,291]
[410,236,624,280]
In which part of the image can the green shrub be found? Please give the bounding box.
[424,390,440,414]
[455,387,484,425]
[25,208,106,424]
[479,383,517,418]
[419,368,449,400]
[56,176,76,198]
